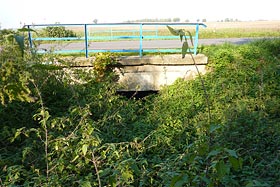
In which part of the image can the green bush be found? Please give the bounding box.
[0,38,280,186]
[43,26,77,38]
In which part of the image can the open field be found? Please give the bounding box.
[205,20,280,29]
[89,21,280,39]
[32,20,280,40]
[199,20,280,38]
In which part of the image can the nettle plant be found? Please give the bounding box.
[165,25,244,186]
[166,25,210,123]
[166,25,194,58]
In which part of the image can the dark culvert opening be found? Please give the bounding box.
[117,91,158,99]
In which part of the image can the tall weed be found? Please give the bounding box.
[0,36,280,186]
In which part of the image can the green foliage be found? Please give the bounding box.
[43,26,77,38]
[167,25,193,58]
[0,28,36,105]
[1,37,280,186]
[92,52,120,82]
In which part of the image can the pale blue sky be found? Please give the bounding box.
[0,0,279,28]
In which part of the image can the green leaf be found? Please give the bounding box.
[5,34,14,42]
[201,176,210,185]
[182,41,189,58]
[11,127,26,142]
[99,168,111,177]
[224,148,238,158]
[170,174,188,187]
[216,160,229,178]
[131,163,140,175]
[206,149,221,159]
[239,158,243,169]
[18,28,37,33]
[22,147,32,161]
[186,30,193,46]
[122,170,134,181]
[178,29,185,42]
[14,35,25,56]
[109,176,117,187]
[210,124,222,133]
[80,181,92,187]
[82,144,88,156]
[166,25,180,36]
[229,156,240,171]
[245,180,269,187]
[180,35,183,42]
[245,181,254,187]
[71,155,79,163]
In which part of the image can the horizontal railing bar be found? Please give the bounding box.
[37,49,141,54]
[32,36,142,41]
[33,35,193,41]
[143,49,194,53]
[143,36,193,39]
[91,30,155,33]
[33,37,83,41]
[37,48,194,54]
[88,36,139,40]
[25,22,207,28]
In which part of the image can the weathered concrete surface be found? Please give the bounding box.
[117,54,208,91]
[59,54,208,91]
[118,54,208,65]
[61,54,208,66]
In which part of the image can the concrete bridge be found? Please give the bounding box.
[26,23,270,91]
[69,54,208,91]
[117,54,208,91]
[27,23,214,91]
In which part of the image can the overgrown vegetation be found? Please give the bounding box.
[42,26,77,38]
[0,27,280,186]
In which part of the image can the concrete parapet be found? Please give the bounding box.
[118,54,208,65]
[117,54,208,91]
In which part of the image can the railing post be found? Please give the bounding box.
[156,25,158,38]
[194,24,200,55]
[110,27,113,40]
[27,25,33,49]
[139,23,143,57]
[84,24,89,58]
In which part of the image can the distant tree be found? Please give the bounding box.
[196,19,200,22]
[93,19,98,24]
[185,19,190,22]
[173,17,180,22]
[125,18,173,23]
[225,18,230,22]
[202,18,207,22]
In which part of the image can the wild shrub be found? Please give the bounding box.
[42,26,77,38]
[0,36,280,186]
